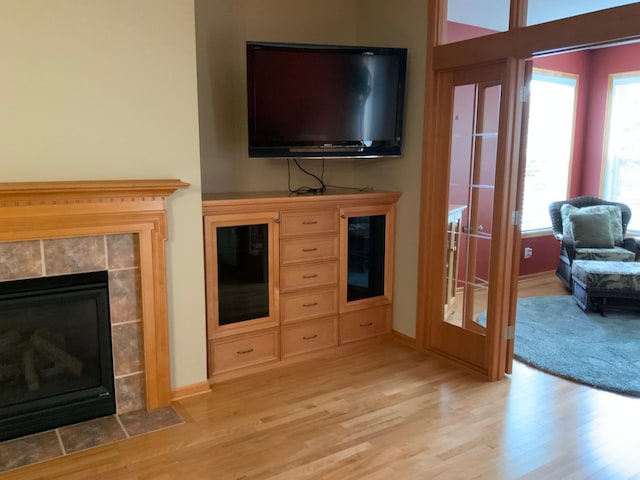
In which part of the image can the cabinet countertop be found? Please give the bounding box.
[202,189,402,210]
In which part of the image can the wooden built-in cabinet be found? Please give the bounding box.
[202,190,400,380]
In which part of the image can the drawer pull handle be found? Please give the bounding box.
[303,334,318,340]
[302,274,318,279]
[303,302,318,307]
[302,220,318,225]
[360,322,374,327]
[237,348,254,355]
[302,247,318,252]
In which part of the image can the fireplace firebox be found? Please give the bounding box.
[0,271,115,442]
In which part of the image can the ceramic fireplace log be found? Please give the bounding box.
[0,331,21,351]
[0,363,20,382]
[29,333,83,377]
[22,348,40,392]
[41,365,65,377]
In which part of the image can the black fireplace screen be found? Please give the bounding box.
[0,271,115,442]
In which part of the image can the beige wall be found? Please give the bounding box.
[196,0,427,337]
[353,0,428,338]
[0,1,207,389]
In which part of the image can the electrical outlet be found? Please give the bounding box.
[524,247,533,259]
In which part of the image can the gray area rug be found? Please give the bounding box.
[508,295,640,397]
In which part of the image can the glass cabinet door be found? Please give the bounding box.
[340,204,395,312]
[216,223,270,325]
[204,214,277,337]
[346,215,386,302]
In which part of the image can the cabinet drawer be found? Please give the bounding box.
[280,261,338,292]
[280,235,339,265]
[280,210,338,237]
[340,305,391,344]
[280,287,338,324]
[210,328,279,374]
[281,316,338,358]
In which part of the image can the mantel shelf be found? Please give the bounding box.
[0,179,189,204]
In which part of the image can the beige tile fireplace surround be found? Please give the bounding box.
[0,179,188,415]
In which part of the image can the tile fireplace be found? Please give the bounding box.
[0,179,188,438]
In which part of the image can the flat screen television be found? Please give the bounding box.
[246,42,407,158]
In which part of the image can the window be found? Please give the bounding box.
[603,73,640,233]
[521,71,577,232]
[527,0,638,26]
[444,0,509,43]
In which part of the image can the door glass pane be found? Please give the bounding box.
[443,0,509,44]
[347,215,385,302]
[216,224,269,325]
[445,82,501,334]
[527,0,637,26]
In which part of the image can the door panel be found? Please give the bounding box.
[427,60,524,378]
[505,59,533,374]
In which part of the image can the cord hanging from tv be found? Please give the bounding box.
[287,159,326,194]
[287,158,376,195]
[246,41,408,159]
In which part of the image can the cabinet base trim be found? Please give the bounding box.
[170,381,212,401]
[392,330,417,348]
[208,334,393,384]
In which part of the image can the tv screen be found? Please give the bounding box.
[246,42,407,158]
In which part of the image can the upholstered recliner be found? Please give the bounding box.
[548,196,638,289]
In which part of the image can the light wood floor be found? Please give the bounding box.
[446,270,568,327]
[5,274,639,480]
[517,271,568,298]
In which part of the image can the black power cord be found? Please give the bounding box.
[287,159,327,194]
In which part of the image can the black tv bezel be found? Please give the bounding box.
[246,41,408,159]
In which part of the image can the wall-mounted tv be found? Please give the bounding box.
[246,42,408,159]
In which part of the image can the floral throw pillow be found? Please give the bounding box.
[560,203,623,245]
[580,205,623,245]
[560,204,578,239]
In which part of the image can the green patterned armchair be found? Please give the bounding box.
[549,196,638,289]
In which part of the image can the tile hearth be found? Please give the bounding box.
[0,406,183,473]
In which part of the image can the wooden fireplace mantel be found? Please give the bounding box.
[0,179,190,410]
[0,179,188,201]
